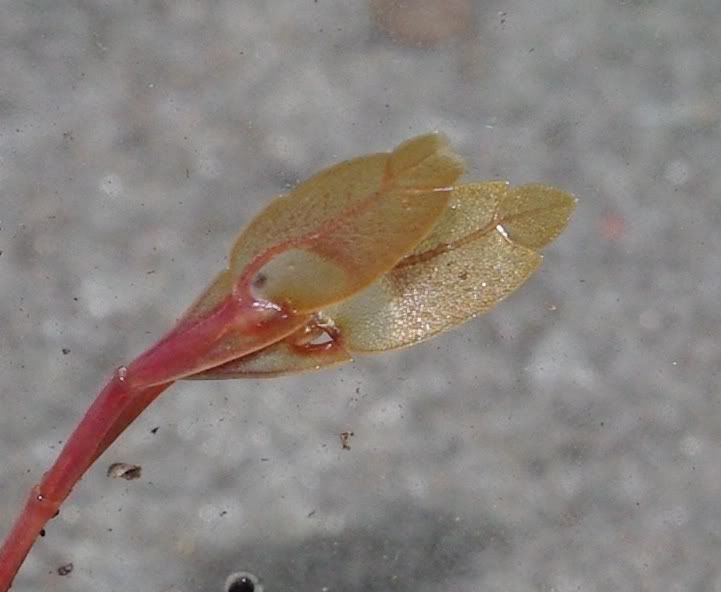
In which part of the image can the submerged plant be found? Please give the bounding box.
[0,133,575,589]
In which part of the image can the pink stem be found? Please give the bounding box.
[0,292,295,590]
[0,373,171,591]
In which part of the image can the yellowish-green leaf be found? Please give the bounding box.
[323,182,576,352]
[228,133,465,313]
[496,183,577,249]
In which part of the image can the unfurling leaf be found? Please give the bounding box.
[189,180,575,377]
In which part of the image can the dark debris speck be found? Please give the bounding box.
[57,563,73,576]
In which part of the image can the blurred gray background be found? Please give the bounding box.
[1,1,720,590]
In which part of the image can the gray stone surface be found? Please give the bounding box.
[1,1,720,591]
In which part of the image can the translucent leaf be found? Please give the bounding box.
[496,183,577,249]
[227,133,465,313]
[324,182,576,352]
[176,315,315,380]
[189,319,352,379]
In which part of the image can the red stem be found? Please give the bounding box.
[0,291,298,590]
[0,373,172,590]
[90,383,171,466]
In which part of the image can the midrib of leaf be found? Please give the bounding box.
[394,199,570,271]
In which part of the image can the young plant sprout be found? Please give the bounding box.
[0,133,575,589]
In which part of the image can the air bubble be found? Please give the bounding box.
[225,571,262,592]
[495,224,509,239]
[117,366,128,382]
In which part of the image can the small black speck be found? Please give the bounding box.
[39,529,46,537]
[62,348,71,355]
[150,427,159,434]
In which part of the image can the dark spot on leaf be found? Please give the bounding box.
[252,273,268,289]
